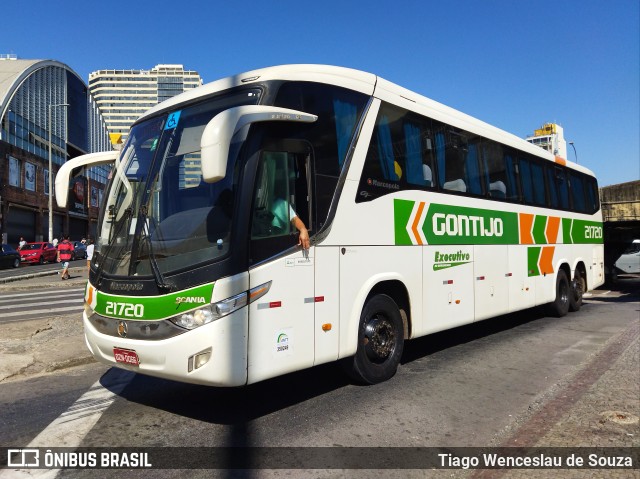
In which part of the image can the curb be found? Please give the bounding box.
[44,355,97,373]
[0,267,87,285]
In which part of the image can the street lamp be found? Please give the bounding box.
[569,141,578,164]
[48,103,69,243]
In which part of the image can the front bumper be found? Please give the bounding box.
[83,308,249,387]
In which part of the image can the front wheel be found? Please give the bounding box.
[569,269,585,312]
[342,294,404,385]
[546,269,570,317]
[12,258,20,268]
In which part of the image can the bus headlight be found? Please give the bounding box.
[171,306,216,329]
[169,281,271,330]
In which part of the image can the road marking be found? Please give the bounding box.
[0,306,85,318]
[0,369,135,479]
[0,288,85,299]
[0,299,83,310]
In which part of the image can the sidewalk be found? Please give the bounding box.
[0,264,89,286]
[0,266,93,383]
[471,319,639,478]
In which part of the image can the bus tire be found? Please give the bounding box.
[343,294,404,385]
[546,269,570,318]
[569,269,585,312]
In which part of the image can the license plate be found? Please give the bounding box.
[113,347,139,366]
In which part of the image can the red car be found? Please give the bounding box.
[19,242,58,265]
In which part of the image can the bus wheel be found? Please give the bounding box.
[343,294,404,385]
[569,270,585,312]
[546,269,570,318]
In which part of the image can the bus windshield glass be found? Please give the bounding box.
[95,88,262,278]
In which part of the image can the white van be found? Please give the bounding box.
[614,239,640,275]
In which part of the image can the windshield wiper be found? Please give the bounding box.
[95,207,133,287]
[136,205,173,293]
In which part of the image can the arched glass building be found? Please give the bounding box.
[0,56,111,245]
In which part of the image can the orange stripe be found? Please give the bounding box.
[519,213,534,244]
[546,216,560,244]
[412,202,425,245]
[555,156,567,166]
[539,246,555,275]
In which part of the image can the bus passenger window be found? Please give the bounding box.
[438,131,466,192]
[547,167,559,208]
[530,161,546,206]
[556,168,570,209]
[482,141,510,200]
[504,155,520,201]
[520,156,547,206]
[403,122,436,188]
[404,122,426,187]
[465,142,484,195]
[585,177,599,214]
[570,173,587,213]
[519,158,534,203]
[358,103,437,202]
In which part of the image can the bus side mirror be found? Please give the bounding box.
[200,105,317,183]
[55,150,119,208]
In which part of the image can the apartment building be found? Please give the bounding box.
[88,64,203,143]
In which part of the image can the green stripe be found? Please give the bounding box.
[394,199,414,245]
[570,220,604,244]
[527,247,541,277]
[393,199,602,246]
[562,218,573,244]
[532,215,547,244]
[423,203,519,245]
[95,282,215,321]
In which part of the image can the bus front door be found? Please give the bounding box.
[246,145,316,384]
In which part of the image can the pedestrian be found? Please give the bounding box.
[86,239,94,270]
[81,237,86,245]
[56,234,73,280]
[18,237,26,250]
[52,237,58,248]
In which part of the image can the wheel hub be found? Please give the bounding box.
[364,315,395,363]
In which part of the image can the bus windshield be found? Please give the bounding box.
[95,88,261,278]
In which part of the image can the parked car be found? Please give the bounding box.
[613,239,640,275]
[19,242,57,265]
[0,244,21,269]
[72,241,87,260]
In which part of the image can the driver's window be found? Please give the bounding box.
[251,151,296,239]
[249,141,313,265]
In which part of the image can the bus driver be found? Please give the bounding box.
[272,198,310,250]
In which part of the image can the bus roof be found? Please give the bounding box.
[136,64,596,178]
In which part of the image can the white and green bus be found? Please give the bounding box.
[57,65,604,386]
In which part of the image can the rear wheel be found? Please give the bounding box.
[342,294,404,384]
[569,269,585,312]
[546,269,570,317]
[38,255,44,265]
[12,258,20,268]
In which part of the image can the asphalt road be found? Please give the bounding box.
[0,280,638,478]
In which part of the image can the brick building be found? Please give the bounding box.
[0,55,111,246]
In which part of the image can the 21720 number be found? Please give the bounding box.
[105,301,144,318]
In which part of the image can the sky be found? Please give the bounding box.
[3,0,638,187]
